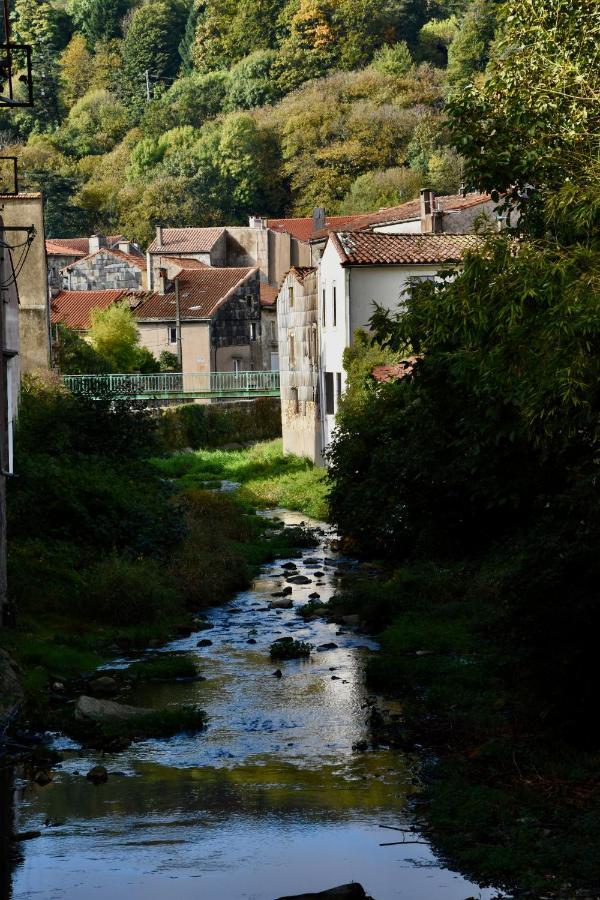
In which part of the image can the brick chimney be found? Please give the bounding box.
[88,232,107,254]
[312,207,326,234]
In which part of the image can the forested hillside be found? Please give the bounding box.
[3,0,495,241]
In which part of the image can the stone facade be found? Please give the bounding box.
[211,270,263,372]
[277,268,321,463]
[62,248,146,292]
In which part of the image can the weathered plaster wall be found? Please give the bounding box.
[0,194,50,372]
[211,271,263,371]
[277,269,321,464]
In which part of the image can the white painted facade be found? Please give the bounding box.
[318,239,441,452]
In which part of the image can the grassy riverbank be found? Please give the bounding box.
[152,440,329,520]
[1,384,321,727]
[332,561,600,895]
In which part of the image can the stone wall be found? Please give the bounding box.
[211,270,263,370]
[65,251,144,291]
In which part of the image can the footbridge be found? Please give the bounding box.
[62,371,281,402]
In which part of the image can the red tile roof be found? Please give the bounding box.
[61,247,146,272]
[158,256,208,270]
[260,283,278,307]
[46,235,125,257]
[266,215,363,243]
[51,290,127,329]
[0,192,42,200]
[147,227,226,254]
[290,266,317,283]
[330,232,482,266]
[312,193,494,238]
[372,357,420,383]
[133,267,258,320]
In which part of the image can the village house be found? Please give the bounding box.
[45,233,135,296]
[1,192,51,373]
[60,240,147,293]
[277,230,482,464]
[277,267,320,462]
[51,261,264,377]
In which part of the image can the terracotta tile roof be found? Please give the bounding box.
[266,215,363,243]
[158,256,208,270]
[51,290,127,329]
[61,247,146,272]
[46,235,124,257]
[372,357,420,383]
[260,283,278,307]
[147,227,226,254]
[290,266,317,283]
[343,193,493,234]
[331,232,483,266]
[133,267,258,321]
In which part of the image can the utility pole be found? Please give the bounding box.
[144,69,151,102]
[174,277,182,370]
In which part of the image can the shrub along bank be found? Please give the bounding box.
[0,379,311,724]
[157,398,282,451]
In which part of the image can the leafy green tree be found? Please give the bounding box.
[193,0,287,72]
[159,351,180,372]
[12,0,66,132]
[370,42,414,76]
[179,0,203,74]
[58,89,131,157]
[68,0,131,49]
[140,71,230,136]
[450,0,600,226]
[446,0,499,89]
[338,166,422,213]
[418,16,459,65]
[60,34,93,108]
[226,51,283,111]
[89,303,142,372]
[273,0,339,93]
[120,0,190,114]
[53,324,109,374]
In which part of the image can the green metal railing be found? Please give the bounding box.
[62,371,281,400]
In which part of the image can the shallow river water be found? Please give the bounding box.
[7,510,500,900]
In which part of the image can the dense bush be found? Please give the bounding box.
[157,398,282,450]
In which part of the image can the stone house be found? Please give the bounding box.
[132,263,263,374]
[276,267,320,463]
[45,233,130,296]
[60,245,147,292]
[51,263,264,376]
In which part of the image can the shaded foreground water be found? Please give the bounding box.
[6,511,501,900]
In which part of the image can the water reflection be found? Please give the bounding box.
[9,510,498,899]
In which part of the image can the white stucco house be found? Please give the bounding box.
[277,230,481,463]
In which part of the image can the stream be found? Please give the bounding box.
[5,510,501,900]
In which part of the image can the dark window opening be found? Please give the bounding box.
[324,372,334,415]
[332,286,337,327]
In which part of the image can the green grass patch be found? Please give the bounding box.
[270,637,312,659]
[100,706,207,742]
[125,654,199,682]
[152,440,329,520]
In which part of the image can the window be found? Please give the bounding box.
[408,274,436,298]
[289,284,294,307]
[324,372,335,415]
[322,288,326,326]
[336,372,342,404]
[246,294,253,309]
[332,285,337,327]
[249,322,257,341]
[233,358,242,374]
[288,332,296,368]
[168,326,177,344]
